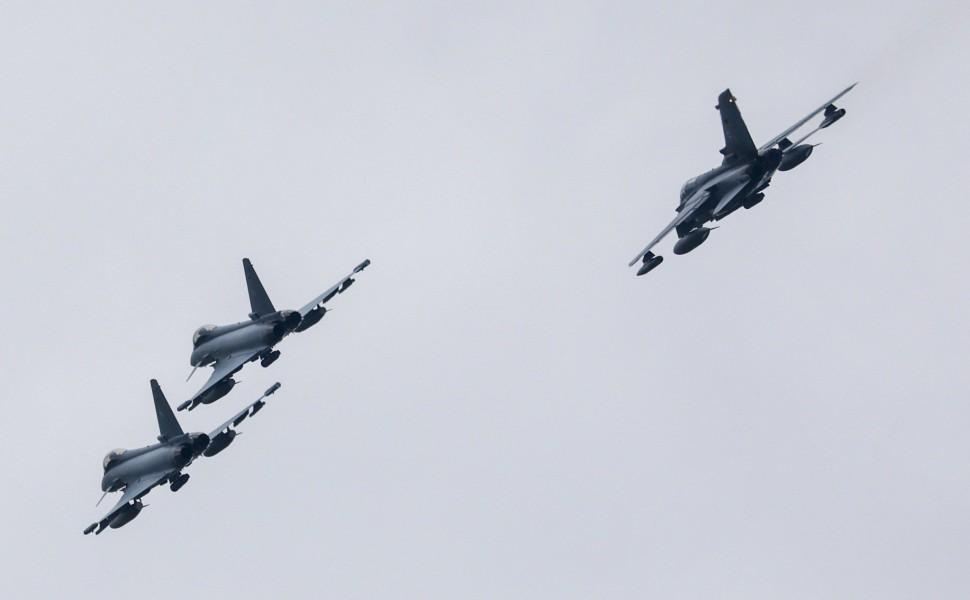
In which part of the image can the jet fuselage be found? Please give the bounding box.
[190,310,301,367]
[677,148,782,224]
[100,433,208,492]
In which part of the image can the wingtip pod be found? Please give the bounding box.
[636,253,664,276]
[354,259,371,273]
[250,382,280,414]
[83,523,97,535]
[248,381,283,417]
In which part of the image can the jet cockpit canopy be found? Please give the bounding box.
[103,448,126,471]
[680,177,700,202]
[193,325,217,347]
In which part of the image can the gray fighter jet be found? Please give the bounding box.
[181,257,370,411]
[629,84,856,276]
[84,380,282,535]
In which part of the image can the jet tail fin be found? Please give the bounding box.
[716,89,757,164]
[243,258,276,318]
[151,379,184,442]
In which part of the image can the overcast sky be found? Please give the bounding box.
[2,2,969,598]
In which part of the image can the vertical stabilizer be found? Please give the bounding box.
[716,89,757,164]
[151,380,184,441]
[243,258,276,318]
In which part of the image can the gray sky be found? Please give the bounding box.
[2,2,969,598]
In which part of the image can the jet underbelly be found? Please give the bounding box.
[712,178,754,217]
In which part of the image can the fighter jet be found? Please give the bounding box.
[84,380,282,535]
[181,257,370,412]
[629,84,856,276]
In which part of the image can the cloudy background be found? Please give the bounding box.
[1,1,968,598]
